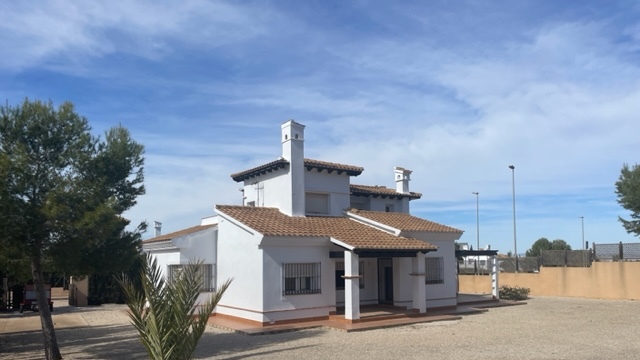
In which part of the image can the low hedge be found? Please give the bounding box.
[499,285,530,301]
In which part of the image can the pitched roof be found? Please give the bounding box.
[348,209,463,233]
[143,225,216,244]
[350,184,422,200]
[230,158,364,182]
[303,159,364,176]
[215,205,436,251]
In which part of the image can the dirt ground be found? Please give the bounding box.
[2,296,639,359]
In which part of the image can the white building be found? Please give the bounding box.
[456,242,494,274]
[143,120,464,325]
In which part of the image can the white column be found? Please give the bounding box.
[344,251,360,320]
[412,252,427,313]
[491,255,499,299]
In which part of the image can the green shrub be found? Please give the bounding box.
[499,285,530,301]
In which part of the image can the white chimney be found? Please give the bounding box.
[154,221,162,237]
[394,167,412,194]
[281,120,305,216]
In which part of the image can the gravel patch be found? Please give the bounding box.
[2,297,639,359]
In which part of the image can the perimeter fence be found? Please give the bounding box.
[499,250,593,273]
[593,242,640,261]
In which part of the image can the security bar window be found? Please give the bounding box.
[425,257,444,285]
[283,263,321,295]
[168,264,215,291]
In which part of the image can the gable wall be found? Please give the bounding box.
[215,216,265,322]
[242,168,290,210]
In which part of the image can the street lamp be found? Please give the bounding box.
[579,216,586,267]
[579,216,585,250]
[508,165,518,272]
[472,192,480,274]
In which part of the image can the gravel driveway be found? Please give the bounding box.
[2,296,639,359]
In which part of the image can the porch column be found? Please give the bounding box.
[411,252,426,313]
[344,251,360,321]
[491,255,499,299]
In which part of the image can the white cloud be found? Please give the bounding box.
[0,0,275,72]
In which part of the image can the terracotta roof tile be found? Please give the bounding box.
[348,209,463,233]
[303,159,363,176]
[350,184,422,200]
[215,205,436,251]
[143,225,216,244]
[230,158,364,182]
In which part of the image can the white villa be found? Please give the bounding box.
[143,120,469,325]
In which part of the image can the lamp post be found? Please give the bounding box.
[508,165,518,272]
[580,216,586,267]
[579,216,585,250]
[472,192,480,274]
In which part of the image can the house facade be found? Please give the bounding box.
[143,120,464,325]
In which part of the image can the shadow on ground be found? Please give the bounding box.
[1,321,324,359]
[0,325,145,359]
[194,329,324,359]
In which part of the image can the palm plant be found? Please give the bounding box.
[119,254,231,360]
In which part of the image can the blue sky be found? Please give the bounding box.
[2,0,640,254]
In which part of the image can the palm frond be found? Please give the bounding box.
[118,254,232,360]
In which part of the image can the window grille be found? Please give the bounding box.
[425,257,444,284]
[282,263,321,295]
[335,261,365,289]
[168,264,215,291]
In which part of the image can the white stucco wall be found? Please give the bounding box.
[242,169,290,210]
[335,258,378,306]
[304,171,351,216]
[404,231,461,308]
[260,236,336,323]
[215,215,265,322]
[173,227,217,265]
[368,197,411,213]
[149,249,180,282]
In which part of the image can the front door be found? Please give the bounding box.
[378,258,393,304]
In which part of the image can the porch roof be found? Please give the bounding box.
[216,205,437,252]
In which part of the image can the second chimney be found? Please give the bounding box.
[394,167,412,194]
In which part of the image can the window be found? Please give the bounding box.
[385,204,394,212]
[306,193,329,215]
[335,261,365,290]
[168,264,215,291]
[283,263,321,295]
[425,257,444,285]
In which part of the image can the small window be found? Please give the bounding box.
[283,263,321,295]
[425,257,444,285]
[168,264,215,291]
[335,261,365,290]
[306,193,329,215]
[385,204,394,212]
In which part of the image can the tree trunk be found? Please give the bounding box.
[31,257,62,360]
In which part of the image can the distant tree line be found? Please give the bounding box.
[525,237,572,257]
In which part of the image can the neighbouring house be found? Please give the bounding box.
[457,242,494,274]
[143,120,465,325]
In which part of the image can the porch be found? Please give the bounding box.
[208,293,521,335]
